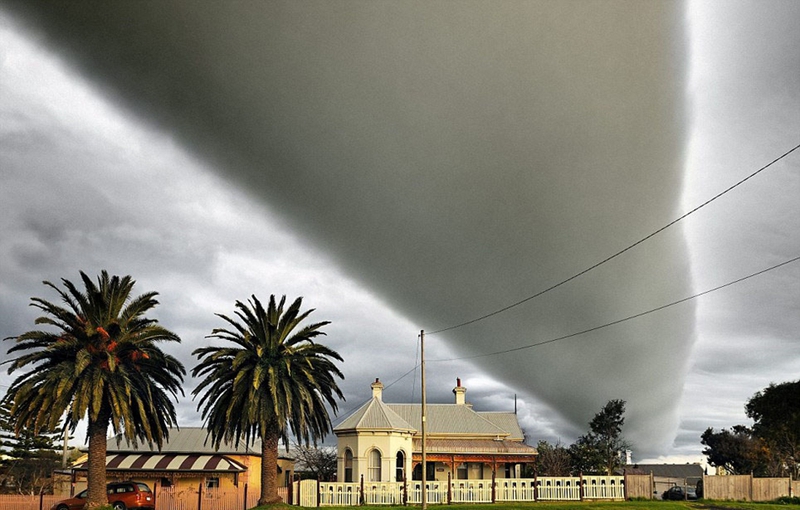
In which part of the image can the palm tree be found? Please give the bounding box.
[192,295,344,505]
[2,271,185,509]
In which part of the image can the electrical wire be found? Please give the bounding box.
[428,253,800,363]
[428,142,800,335]
[330,364,420,427]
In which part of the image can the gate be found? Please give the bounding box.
[295,479,318,507]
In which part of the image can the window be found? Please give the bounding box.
[205,477,220,490]
[457,463,468,480]
[395,451,405,481]
[368,449,382,482]
[344,449,354,483]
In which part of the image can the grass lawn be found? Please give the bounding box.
[251,502,798,510]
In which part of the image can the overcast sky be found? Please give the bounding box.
[1,1,798,466]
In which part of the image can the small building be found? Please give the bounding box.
[65,427,294,495]
[333,378,537,483]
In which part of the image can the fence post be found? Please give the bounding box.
[198,482,203,510]
[533,470,538,502]
[316,477,321,508]
[360,474,365,506]
[579,473,584,501]
[243,483,248,510]
[403,476,407,506]
[491,470,496,503]
[39,491,44,510]
[622,469,627,501]
[447,471,451,504]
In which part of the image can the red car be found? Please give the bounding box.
[51,481,154,510]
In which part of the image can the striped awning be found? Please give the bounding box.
[72,453,247,473]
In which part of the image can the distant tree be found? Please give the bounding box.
[2,271,185,508]
[745,380,800,479]
[590,399,629,475]
[700,425,771,476]
[192,295,345,506]
[568,400,629,475]
[535,440,571,476]
[568,434,605,475]
[0,398,62,495]
[0,398,61,457]
[293,444,338,481]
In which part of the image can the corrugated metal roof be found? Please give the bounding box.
[333,398,415,432]
[387,404,509,437]
[414,439,537,455]
[72,453,247,472]
[108,427,291,458]
[478,412,524,441]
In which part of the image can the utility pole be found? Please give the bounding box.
[62,425,69,468]
[420,330,427,510]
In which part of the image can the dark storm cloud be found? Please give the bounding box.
[2,2,693,456]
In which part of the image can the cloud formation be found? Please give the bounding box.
[3,1,798,464]
[2,2,691,457]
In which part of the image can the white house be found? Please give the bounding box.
[333,378,537,483]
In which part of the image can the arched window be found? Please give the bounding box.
[396,451,405,481]
[368,449,382,482]
[344,449,353,483]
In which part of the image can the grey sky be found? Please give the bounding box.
[1,1,798,465]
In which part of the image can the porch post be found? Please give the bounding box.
[447,471,452,504]
[491,469,496,503]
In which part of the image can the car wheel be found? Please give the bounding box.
[112,503,126,510]
[56,506,69,510]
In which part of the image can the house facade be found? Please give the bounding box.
[65,427,294,496]
[333,379,537,484]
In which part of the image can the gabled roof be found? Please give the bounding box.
[334,401,515,438]
[107,427,291,458]
[333,398,415,433]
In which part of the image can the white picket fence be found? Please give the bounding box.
[296,476,625,506]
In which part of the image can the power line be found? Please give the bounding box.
[428,253,800,363]
[428,142,800,335]
[330,364,419,427]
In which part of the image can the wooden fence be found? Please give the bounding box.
[702,475,795,502]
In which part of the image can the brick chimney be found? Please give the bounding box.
[453,378,466,405]
[371,378,384,401]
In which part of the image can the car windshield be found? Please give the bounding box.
[136,483,151,492]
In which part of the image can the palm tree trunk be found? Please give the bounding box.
[259,428,282,506]
[86,412,109,509]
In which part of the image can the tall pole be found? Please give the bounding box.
[420,330,427,510]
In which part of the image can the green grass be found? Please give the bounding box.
[251,501,799,510]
